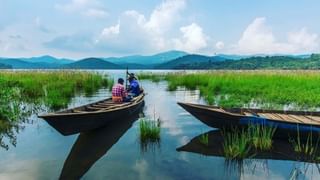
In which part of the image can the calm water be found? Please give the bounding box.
[0,70,320,180]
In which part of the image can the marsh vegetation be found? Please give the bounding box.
[0,71,112,150]
[139,71,320,109]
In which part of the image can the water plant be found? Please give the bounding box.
[0,71,111,110]
[139,71,320,109]
[289,126,320,161]
[199,132,209,147]
[0,71,112,149]
[248,124,277,150]
[139,117,161,143]
[221,128,252,160]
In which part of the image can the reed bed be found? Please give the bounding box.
[248,124,277,150]
[222,128,252,160]
[221,125,276,160]
[0,71,112,150]
[139,71,320,109]
[0,71,111,110]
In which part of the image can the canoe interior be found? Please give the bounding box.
[45,94,144,115]
[179,102,320,126]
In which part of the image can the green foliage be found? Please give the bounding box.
[0,71,111,150]
[139,117,161,142]
[222,128,252,160]
[199,133,209,146]
[155,54,320,70]
[289,126,320,161]
[0,71,111,110]
[248,124,276,150]
[142,71,320,109]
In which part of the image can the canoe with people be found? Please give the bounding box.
[38,71,145,136]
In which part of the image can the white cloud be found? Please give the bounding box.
[287,27,319,52]
[233,17,320,54]
[173,23,208,52]
[55,0,108,18]
[215,41,225,50]
[145,0,186,35]
[96,0,188,54]
[100,23,120,39]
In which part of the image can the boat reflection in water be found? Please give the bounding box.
[59,111,142,180]
[177,130,320,179]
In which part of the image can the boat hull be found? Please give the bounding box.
[178,102,320,139]
[40,95,145,135]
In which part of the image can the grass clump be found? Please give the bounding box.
[139,117,161,142]
[222,128,252,160]
[199,133,209,146]
[289,126,320,161]
[248,124,277,150]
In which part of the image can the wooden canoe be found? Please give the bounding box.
[38,94,145,135]
[177,102,320,139]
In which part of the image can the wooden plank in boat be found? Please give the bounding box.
[287,114,316,124]
[306,115,320,123]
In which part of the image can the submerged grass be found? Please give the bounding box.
[139,116,161,153]
[289,126,320,161]
[221,124,276,160]
[139,117,161,142]
[199,133,209,147]
[139,71,320,109]
[248,124,277,151]
[222,128,251,160]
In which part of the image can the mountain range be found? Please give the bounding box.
[0,50,318,70]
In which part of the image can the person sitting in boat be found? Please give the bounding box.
[112,78,131,102]
[127,73,143,96]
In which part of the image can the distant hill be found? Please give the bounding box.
[105,50,188,65]
[156,54,320,70]
[62,58,122,69]
[0,58,59,69]
[0,63,11,69]
[155,54,226,69]
[0,51,317,70]
[21,55,73,64]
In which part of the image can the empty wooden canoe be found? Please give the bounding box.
[178,102,320,139]
[38,94,145,135]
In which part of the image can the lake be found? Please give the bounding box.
[0,70,319,180]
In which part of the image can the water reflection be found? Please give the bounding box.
[60,111,142,179]
[177,130,320,162]
[177,130,320,179]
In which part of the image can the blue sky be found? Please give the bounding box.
[0,0,319,58]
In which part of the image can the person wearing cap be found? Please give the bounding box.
[128,73,142,96]
[112,78,131,102]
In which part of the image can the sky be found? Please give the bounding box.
[0,0,319,58]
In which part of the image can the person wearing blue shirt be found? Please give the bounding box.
[128,74,142,96]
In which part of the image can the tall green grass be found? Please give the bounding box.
[248,124,277,150]
[199,132,209,147]
[140,71,320,109]
[221,124,276,160]
[139,115,161,152]
[222,128,252,160]
[0,71,112,150]
[0,71,111,109]
[289,126,320,161]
